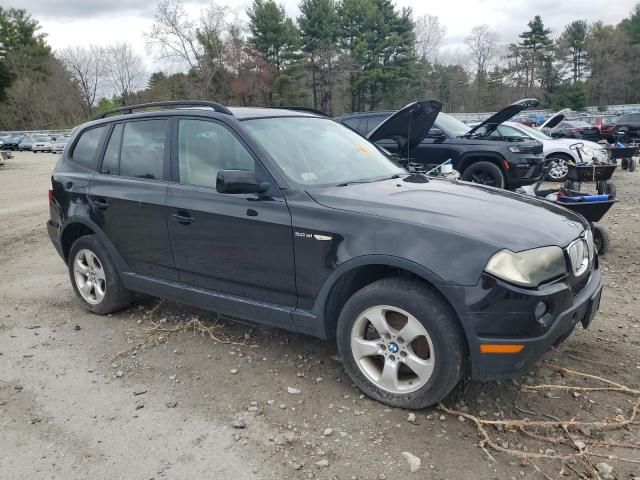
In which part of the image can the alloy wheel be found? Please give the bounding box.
[350,305,435,394]
[73,249,106,304]
[547,158,569,181]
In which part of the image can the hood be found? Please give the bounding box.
[539,108,571,130]
[465,98,540,137]
[553,138,604,151]
[308,177,587,252]
[367,100,441,155]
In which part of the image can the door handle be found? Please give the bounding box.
[93,198,109,209]
[172,211,194,225]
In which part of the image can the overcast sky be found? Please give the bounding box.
[7,0,639,70]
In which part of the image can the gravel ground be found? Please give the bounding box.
[1,151,639,480]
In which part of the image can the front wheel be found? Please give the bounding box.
[545,156,570,182]
[592,225,610,256]
[461,161,506,189]
[336,278,465,409]
[68,235,132,314]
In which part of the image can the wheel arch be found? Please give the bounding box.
[456,152,506,174]
[60,217,128,273]
[544,151,574,161]
[314,256,471,354]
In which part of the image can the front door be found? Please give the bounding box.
[165,117,296,307]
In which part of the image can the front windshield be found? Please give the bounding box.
[514,123,551,141]
[243,117,405,186]
[436,113,471,137]
[36,136,50,142]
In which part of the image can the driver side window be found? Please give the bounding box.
[177,119,255,189]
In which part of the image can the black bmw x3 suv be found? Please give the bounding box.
[336,98,545,190]
[48,100,603,408]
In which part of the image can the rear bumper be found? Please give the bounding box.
[469,268,602,381]
[47,219,64,259]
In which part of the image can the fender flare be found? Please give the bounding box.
[60,216,129,273]
[309,255,474,343]
[456,151,506,173]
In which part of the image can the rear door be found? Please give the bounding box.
[89,118,176,280]
[165,117,296,306]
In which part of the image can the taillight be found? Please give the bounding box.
[48,189,54,205]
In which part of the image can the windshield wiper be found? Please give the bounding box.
[337,174,403,187]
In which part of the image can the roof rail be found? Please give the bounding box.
[268,106,330,117]
[93,100,233,120]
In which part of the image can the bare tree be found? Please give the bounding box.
[105,42,146,105]
[465,25,500,82]
[415,14,446,62]
[146,0,230,97]
[58,45,107,116]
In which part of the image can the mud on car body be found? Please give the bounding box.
[48,100,603,408]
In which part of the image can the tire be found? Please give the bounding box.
[545,155,570,182]
[564,180,581,191]
[592,225,610,256]
[68,235,132,314]
[629,158,636,172]
[621,158,629,170]
[461,161,506,189]
[336,277,465,409]
[605,182,616,199]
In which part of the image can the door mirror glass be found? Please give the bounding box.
[216,169,267,194]
[427,128,445,138]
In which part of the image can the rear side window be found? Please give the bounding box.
[341,117,364,134]
[71,126,108,170]
[101,123,123,175]
[120,120,167,180]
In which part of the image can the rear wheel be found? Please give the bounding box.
[68,235,132,314]
[337,278,465,409]
[629,158,636,172]
[461,161,506,189]
[621,158,629,170]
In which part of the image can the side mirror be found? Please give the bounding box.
[216,170,268,195]
[427,128,445,138]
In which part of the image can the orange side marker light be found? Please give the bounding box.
[480,344,524,354]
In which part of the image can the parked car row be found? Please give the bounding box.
[508,109,640,143]
[0,134,70,153]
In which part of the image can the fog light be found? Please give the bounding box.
[535,301,548,318]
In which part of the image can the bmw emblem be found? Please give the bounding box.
[388,342,399,353]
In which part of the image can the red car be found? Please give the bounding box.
[584,115,617,139]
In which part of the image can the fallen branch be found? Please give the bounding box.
[147,318,248,346]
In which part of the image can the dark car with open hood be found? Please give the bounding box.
[47,100,603,409]
[336,99,545,190]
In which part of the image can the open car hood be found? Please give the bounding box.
[465,98,540,137]
[539,108,570,130]
[367,100,441,154]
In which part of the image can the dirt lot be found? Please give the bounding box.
[1,151,639,480]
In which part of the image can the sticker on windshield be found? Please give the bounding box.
[301,172,318,182]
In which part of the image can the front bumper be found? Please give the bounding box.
[505,155,544,188]
[454,267,602,382]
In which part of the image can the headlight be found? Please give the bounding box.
[485,246,566,287]
[508,146,523,153]
[580,146,595,157]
